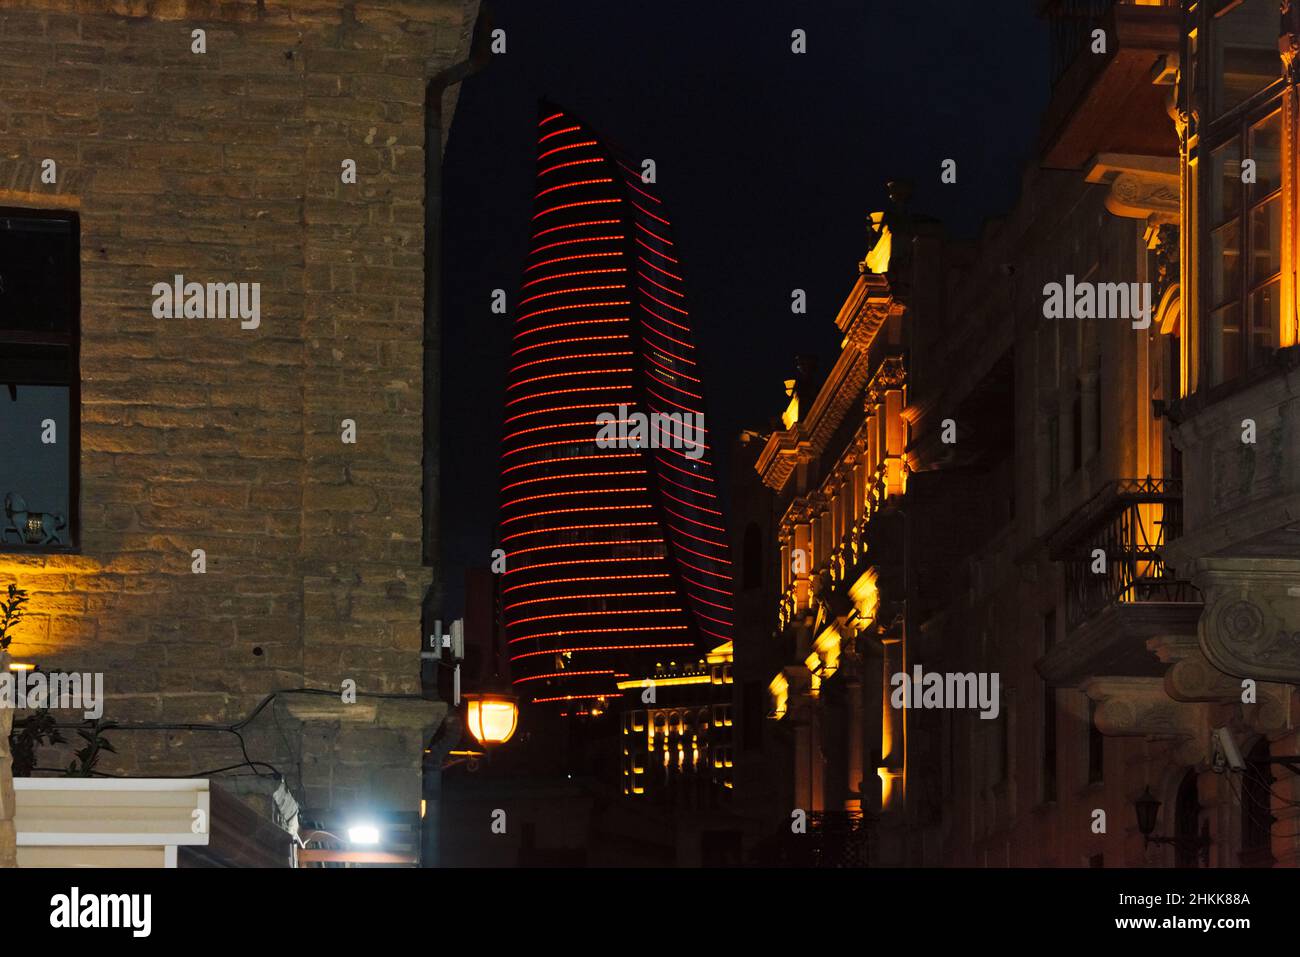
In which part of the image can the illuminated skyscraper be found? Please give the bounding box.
[498,103,733,715]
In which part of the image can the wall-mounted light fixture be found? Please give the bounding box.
[1134,785,1210,866]
[463,692,518,746]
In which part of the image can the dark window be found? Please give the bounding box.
[1092,359,1102,455]
[1046,415,1060,492]
[1087,698,1104,784]
[997,707,1009,786]
[742,680,764,750]
[1043,685,1057,803]
[742,522,763,591]
[1070,383,1082,473]
[1240,738,1276,866]
[1042,611,1058,803]
[0,208,79,552]
[1175,769,1201,868]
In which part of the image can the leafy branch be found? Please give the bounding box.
[9,709,64,777]
[0,583,28,652]
[66,719,118,777]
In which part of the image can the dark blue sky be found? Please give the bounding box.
[440,0,1048,614]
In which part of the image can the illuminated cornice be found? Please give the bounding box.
[757,275,903,493]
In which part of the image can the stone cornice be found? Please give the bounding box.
[756,268,902,494]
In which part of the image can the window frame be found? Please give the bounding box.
[0,205,81,554]
[1192,0,1286,396]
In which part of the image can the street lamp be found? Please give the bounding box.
[1134,785,1161,839]
[1133,785,1211,866]
[347,823,381,846]
[463,692,518,746]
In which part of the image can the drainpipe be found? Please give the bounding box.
[420,2,493,869]
[421,3,493,646]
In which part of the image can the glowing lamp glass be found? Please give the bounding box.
[348,824,381,845]
[465,694,519,746]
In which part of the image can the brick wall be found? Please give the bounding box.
[0,0,479,828]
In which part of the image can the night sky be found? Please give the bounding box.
[440,0,1048,614]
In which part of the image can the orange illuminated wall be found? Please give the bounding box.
[498,104,734,709]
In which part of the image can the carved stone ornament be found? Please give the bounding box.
[1283,0,1300,86]
[1087,676,1205,743]
[1086,154,1179,223]
[1194,558,1300,684]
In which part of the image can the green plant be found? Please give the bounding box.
[0,582,29,652]
[9,708,64,777]
[65,719,117,777]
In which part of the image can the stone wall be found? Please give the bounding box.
[0,0,478,839]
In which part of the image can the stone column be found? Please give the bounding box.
[0,650,16,868]
[842,649,864,813]
[880,636,905,811]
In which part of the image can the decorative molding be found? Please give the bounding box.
[1085,676,1205,744]
[1191,558,1300,684]
[1283,0,1300,86]
[1085,153,1179,224]
[1163,648,1245,703]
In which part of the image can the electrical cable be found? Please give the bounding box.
[33,687,428,782]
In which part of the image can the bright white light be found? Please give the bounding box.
[348,824,381,845]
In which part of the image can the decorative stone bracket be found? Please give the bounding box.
[1085,676,1209,765]
[1191,558,1300,685]
[1151,639,1292,733]
[1150,635,1242,702]
[1085,154,1179,225]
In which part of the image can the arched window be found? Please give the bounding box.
[742,522,763,591]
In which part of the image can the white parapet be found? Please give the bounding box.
[14,778,210,868]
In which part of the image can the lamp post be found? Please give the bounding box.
[420,618,520,866]
[1134,785,1211,866]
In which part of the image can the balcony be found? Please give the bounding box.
[1039,478,1201,685]
[1040,0,1180,169]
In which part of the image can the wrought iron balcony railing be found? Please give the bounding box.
[1046,477,1198,631]
[752,810,872,867]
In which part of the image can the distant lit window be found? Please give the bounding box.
[0,208,79,552]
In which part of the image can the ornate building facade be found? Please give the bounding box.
[753,0,1300,867]
[753,192,940,864]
